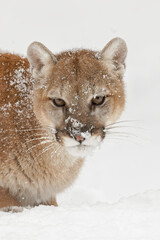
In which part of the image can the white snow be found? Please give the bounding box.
[1,189,160,240]
[65,116,84,129]
[0,0,160,239]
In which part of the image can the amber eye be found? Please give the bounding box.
[92,96,106,106]
[52,98,65,107]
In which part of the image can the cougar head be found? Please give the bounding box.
[27,38,127,157]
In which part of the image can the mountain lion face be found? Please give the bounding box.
[27,38,127,157]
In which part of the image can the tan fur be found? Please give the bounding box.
[0,38,127,210]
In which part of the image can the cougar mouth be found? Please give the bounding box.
[54,127,104,157]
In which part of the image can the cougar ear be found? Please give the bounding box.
[101,37,127,78]
[27,42,57,80]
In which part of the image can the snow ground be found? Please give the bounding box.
[0,0,160,239]
[1,189,160,240]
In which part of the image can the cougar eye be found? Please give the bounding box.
[92,96,106,106]
[52,98,65,107]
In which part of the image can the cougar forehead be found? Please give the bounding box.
[48,50,107,99]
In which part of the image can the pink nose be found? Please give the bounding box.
[74,134,85,142]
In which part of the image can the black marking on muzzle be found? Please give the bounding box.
[102,127,106,139]
[55,131,60,143]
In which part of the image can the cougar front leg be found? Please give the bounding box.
[41,197,58,207]
[0,186,20,211]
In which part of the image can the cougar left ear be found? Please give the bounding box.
[27,41,57,80]
[101,37,127,78]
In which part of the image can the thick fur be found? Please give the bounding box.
[0,38,127,210]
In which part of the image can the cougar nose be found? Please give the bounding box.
[74,134,85,143]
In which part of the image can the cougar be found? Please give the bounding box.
[0,37,127,211]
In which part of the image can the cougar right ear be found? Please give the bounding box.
[27,42,57,79]
[101,37,127,78]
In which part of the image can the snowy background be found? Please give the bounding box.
[0,0,160,239]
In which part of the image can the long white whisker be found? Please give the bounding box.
[25,137,53,144]
[105,120,139,128]
[36,142,56,158]
[105,124,145,143]
[42,143,55,154]
[106,131,140,139]
[105,137,137,144]
[15,128,49,132]
[104,125,144,132]
[27,133,51,138]
[51,145,61,158]
[26,140,52,153]
[12,127,57,133]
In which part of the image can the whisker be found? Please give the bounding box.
[26,140,52,153]
[51,145,61,158]
[103,118,147,144]
[106,133,134,139]
[105,124,145,142]
[25,137,53,144]
[36,142,56,158]
[27,133,51,138]
[44,126,57,132]
[106,131,140,139]
[105,125,144,132]
[15,128,49,132]
[105,136,140,145]
[105,120,140,128]
[12,126,57,133]
[24,131,56,142]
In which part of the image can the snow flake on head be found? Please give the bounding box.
[74,94,79,100]
[69,94,79,111]
[68,108,76,114]
[103,74,108,79]
[67,51,72,57]
[95,52,101,60]
[65,116,84,129]
[82,87,90,95]
[11,68,27,93]
[0,102,12,113]
[81,131,91,139]
[9,64,32,96]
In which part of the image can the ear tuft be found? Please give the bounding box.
[101,37,127,77]
[27,42,57,79]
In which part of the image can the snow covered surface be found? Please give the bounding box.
[0,0,160,239]
[1,189,160,240]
